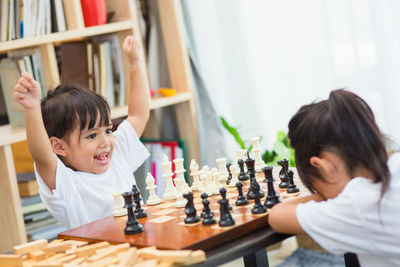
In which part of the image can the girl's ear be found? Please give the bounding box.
[50,137,67,157]
[310,152,341,183]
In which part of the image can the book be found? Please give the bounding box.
[20,194,42,207]
[97,41,114,107]
[17,172,38,197]
[62,0,84,30]
[21,202,46,215]
[93,35,125,106]
[80,0,106,27]
[54,0,66,32]
[1,0,9,41]
[0,58,25,127]
[60,41,89,89]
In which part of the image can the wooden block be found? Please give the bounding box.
[64,240,88,248]
[113,243,130,252]
[86,256,119,267]
[53,254,77,263]
[186,250,206,265]
[156,261,173,267]
[118,247,138,266]
[133,259,158,267]
[139,249,192,264]
[0,254,23,266]
[67,255,88,265]
[28,250,46,261]
[31,263,63,267]
[43,242,73,254]
[13,239,48,255]
[39,253,66,263]
[48,240,64,245]
[76,241,110,257]
[87,246,117,262]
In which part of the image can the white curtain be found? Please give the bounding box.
[183,0,400,159]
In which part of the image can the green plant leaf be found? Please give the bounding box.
[220,117,246,149]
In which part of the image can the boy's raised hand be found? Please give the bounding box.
[14,72,41,110]
[122,36,142,65]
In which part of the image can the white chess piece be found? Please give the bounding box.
[174,178,187,207]
[161,155,177,200]
[198,169,206,194]
[173,158,191,193]
[211,168,221,195]
[202,166,213,196]
[190,159,201,191]
[250,137,266,171]
[112,192,127,216]
[236,149,248,172]
[146,172,162,205]
[216,157,228,182]
[229,165,239,188]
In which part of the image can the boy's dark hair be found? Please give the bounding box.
[288,89,389,196]
[41,85,111,141]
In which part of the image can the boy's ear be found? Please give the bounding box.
[50,137,67,157]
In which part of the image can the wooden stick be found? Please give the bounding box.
[43,242,73,254]
[13,239,48,255]
[0,254,23,266]
[76,241,110,257]
[28,250,46,261]
[139,249,192,263]
[118,247,138,266]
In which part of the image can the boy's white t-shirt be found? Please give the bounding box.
[35,120,150,229]
[297,153,400,267]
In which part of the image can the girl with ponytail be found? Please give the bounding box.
[268,89,400,267]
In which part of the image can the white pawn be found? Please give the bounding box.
[162,155,177,200]
[112,192,127,216]
[202,166,213,196]
[198,169,206,194]
[236,149,248,172]
[190,159,201,191]
[250,137,266,172]
[146,173,162,205]
[229,165,239,188]
[216,158,228,182]
[211,168,221,195]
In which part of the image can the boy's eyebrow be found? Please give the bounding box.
[82,123,113,134]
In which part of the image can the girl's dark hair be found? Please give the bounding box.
[41,85,110,140]
[288,89,389,196]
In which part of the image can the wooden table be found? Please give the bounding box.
[59,172,304,266]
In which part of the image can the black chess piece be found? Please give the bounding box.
[263,166,281,208]
[245,152,264,200]
[238,159,249,181]
[235,181,249,206]
[201,194,216,225]
[183,192,200,224]
[278,159,289,188]
[286,170,300,194]
[132,185,147,218]
[251,180,267,214]
[226,163,232,185]
[200,193,214,218]
[218,188,235,227]
[122,191,144,235]
[219,186,233,210]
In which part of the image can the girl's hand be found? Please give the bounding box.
[14,72,41,110]
[122,35,142,66]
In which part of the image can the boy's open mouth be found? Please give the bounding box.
[94,152,110,165]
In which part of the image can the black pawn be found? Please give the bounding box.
[200,193,213,218]
[183,192,200,224]
[122,191,143,235]
[251,180,267,214]
[245,153,264,200]
[286,170,300,194]
[132,185,147,218]
[226,163,232,185]
[202,194,216,225]
[278,159,289,188]
[263,166,281,208]
[220,186,233,210]
[235,181,249,206]
[218,188,235,227]
[238,159,249,181]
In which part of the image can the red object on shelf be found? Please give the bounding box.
[80,0,107,27]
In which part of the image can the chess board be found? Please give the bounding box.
[59,170,307,251]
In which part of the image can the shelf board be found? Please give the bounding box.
[111,92,191,119]
[0,93,191,146]
[0,21,134,53]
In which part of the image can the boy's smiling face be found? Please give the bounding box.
[61,118,115,174]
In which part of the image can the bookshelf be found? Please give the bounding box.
[0,0,199,252]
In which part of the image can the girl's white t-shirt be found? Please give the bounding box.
[297,153,400,267]
[35,120,150,229]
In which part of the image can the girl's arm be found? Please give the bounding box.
[122,36,150,137]
[14,72,57,190]
[268,193,325,234]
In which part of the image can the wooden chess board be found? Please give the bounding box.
[59,170,307,251]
